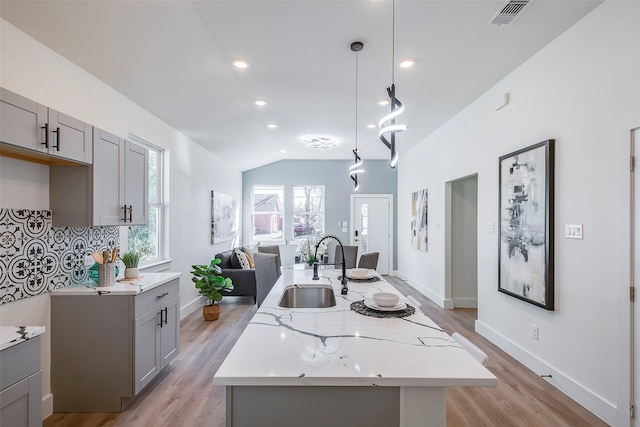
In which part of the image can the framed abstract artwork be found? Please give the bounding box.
[498,139,555,310]
[211,191,238,244]
[411,188,428,251]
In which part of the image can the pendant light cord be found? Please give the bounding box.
[392,0,396,85]
[355,49,359,152]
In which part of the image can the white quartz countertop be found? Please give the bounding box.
[214,269,497,388]
[0,326,45,351]
[49,272,182,296]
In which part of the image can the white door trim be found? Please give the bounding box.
[350,194,394,275]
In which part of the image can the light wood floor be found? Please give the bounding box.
[44,276,608,427]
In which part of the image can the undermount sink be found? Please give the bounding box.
[278,284,336,308]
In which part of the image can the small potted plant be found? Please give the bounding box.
[191,258,234,321]
[121,251,140,279]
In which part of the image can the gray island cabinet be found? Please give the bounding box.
[50,273,180,412]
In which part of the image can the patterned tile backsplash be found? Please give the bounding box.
[0,209,119,304]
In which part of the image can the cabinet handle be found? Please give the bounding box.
[52,127,60,151]
[122,205,129,222]
[128,205,133,222]
[156,292,169,299]
[163,307,168,326]
[41,123,49,148]
[158,309,164,328]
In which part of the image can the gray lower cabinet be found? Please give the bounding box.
[0,87,92,164]
[51,280,179,412]
[49,127,148,227]
[0,336,43,427]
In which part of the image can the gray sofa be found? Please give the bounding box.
[214,249,280,306]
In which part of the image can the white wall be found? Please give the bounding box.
[397,2,639,425]
[0,18,242,417]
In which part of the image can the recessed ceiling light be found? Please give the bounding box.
[280,149,287,153]
[398,58,416,68]
[367,124,376,129]
[232,58,250,69]
[255,99,267,106]
[267,123,277,129]
[378,99,390,106]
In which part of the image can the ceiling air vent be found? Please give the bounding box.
[488,0,532,26]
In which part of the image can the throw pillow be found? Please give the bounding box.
[242,246,256,268]
[234,248,251,270]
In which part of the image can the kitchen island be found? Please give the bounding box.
[214,269,496,427]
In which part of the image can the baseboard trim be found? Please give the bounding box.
[453,298,477,308]
[180,296,205,320]
[475,320,616,425]
[395,271,447,309]
[42,393,53,419]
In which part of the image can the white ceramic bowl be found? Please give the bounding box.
[372,292,399,307]
[350,268,369,278]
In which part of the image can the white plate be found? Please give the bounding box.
[347,271,374,280]
[364,298,407,312]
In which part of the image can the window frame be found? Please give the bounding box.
[123,135,167,267]
[291,185,325,240]
[251,185,285,244]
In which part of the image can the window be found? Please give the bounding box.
[292,185,324,238]
[252,185,284,242]
[127,142,164,264]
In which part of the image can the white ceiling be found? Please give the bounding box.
[0,0,601,171]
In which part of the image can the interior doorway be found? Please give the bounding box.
[350,194,393,275]
[445,175,478,309]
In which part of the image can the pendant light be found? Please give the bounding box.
[378,0,406,169]
[349,41,365,192]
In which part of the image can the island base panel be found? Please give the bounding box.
[401,387,445,427]
[227,386,400,427]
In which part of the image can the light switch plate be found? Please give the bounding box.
[565,224,584,239]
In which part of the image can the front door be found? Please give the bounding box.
[351,194,393,275]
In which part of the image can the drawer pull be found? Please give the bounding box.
[156,292,169,299]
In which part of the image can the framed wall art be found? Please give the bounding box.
[211,191,238,244]
[411,188,428,251]
[498,139,555,310]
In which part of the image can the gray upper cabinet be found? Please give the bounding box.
[50,128,148,227]
[0,88,92,164]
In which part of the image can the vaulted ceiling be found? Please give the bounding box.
[0,0,601,170]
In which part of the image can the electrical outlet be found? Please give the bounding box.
[531,324,539,341]
[84,254,95,267]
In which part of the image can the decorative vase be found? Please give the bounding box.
[125,267,139,279]
[203,304,220,321]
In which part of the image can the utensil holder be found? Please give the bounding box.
[98,263,116,286]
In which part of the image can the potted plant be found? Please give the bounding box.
[191,258,234,321]
[121,251,140,279]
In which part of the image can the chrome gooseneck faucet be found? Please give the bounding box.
[312,234,348,295]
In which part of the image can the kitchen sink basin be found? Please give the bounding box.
[278,284,336,308]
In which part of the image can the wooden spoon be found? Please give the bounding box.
[103,250,110,264]
[92,252,103,264]
[111,248,118,264]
